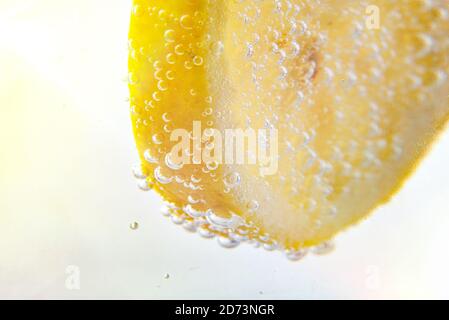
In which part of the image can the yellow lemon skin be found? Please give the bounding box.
[129,0,449,252]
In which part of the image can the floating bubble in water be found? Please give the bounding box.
[130,221,139,230]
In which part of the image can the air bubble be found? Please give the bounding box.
[312,241,335,255]
[137,179,152,191]
[157,80,168,91]
[183,220,197,232]
[132,4,143,17]
[198,225,215,238]
[152,91,161,101]
[152,134,163,144]
[174,44,185,55]
[205,96,213,104]
[246,200,260,212]
[144,149,158,164]
[164,29,175,43]
[166,70,175,80]
[193,56,204,66]
[132,165,146,179]
[223,172,241,189]
[217,235,240,249]
[285,248,308,261]
[154,166,173,184]
[206,161,219,171]
[128,72,139,85]
[166,53,176,64]
[183,204,205,218]
[211,41,224,56]
[170,213,184,225]
[187,195,200,204]
[414,33,433,58]
[290,41,301,56]
[165,153,184,170]
[206,211,242,229]
[180,15,194,29]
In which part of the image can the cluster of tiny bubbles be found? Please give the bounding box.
[128,3,342,257]
[150,200,336,260]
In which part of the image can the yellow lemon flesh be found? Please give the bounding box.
[128,0,449,255]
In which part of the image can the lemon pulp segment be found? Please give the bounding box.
[129,0,449,253]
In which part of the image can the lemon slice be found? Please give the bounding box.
[128,0,449,256]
